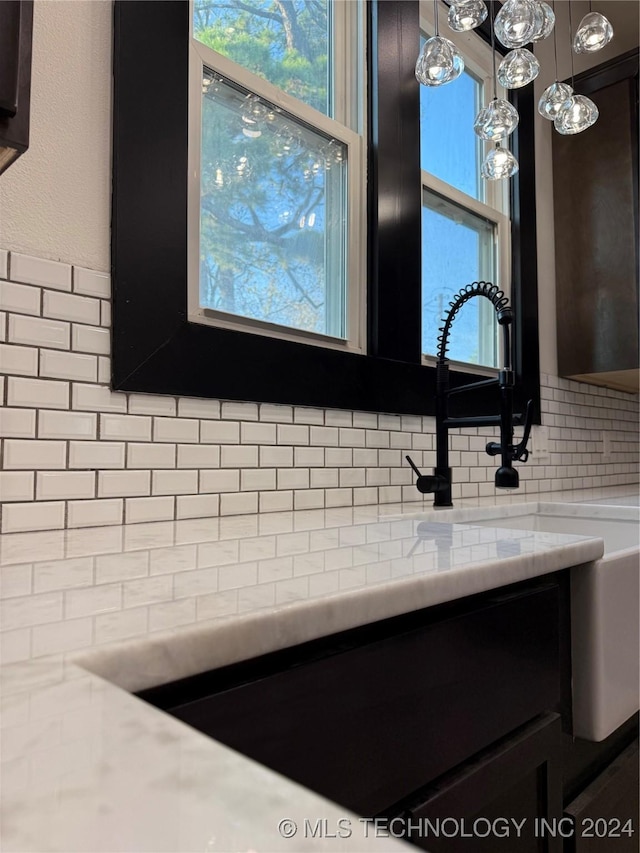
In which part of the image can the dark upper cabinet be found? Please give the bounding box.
[553,49,639,394]
[0,1,33,175]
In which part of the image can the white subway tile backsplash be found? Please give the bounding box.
[0,472,35,502]
[71,324,110,355]
[67,499,123,528]
[98,470,150,498]
[153,417,199,443]
[0,344,38,376]
[100,414,151,441]
[221,401,258,421]
[177,444,219,469]
[175,494,219,520]
[73,267,110,298]
[100,301,111,327]
[129,393,176,417]
[40,349,97,382]
[241,468,276,491]
[3,440,67,470]
[241,422,276,445]
[201,420,240,444]
[7,377,69,409]
[0,250,7,279]
[294,447,325,467]
[11,254,72,292]
[152,469,198,496]
[294,406,324,425]
[200,469,240,493]
[39,410,97,440]
[260,403,293,423]
[72,383,126,413]
[0,408,36,438]
[177,397,220,419]
[0,249,638,534]
[69,441,125,469]
[310,426,338,446]
[9,315,69,350]
[220,491,258,516]
[127,442,175,469]
[36,472,95,501]
[294,489,324,510]
[0,281,41,315]
[260,490,293,513]
[43,289,101,327]
[221,445,259,468]
[2,502,65,533]
[125,497,175,525]
[259,446,294,467]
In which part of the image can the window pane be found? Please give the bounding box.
[420,50,484,201]
[200,71,348,339]
[422,189,497,367]
[193,0,331,117]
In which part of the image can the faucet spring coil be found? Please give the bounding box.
[436,281,510,363]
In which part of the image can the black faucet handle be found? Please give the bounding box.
[513,399,534,462]
[405,456,448,495]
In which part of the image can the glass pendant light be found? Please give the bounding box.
[538,0,573,119]
[573,5,613,53]
[538,80,573,118]
[494,0,538,48]
[474,97,520,138]
[448,0,488,32]
[479,1,519,179]
[416,0,464,86]
[482,142,520,179]
[532,1,555,40]
[497,48,540,88]
[555,94,599,133]
[554,2,599,134]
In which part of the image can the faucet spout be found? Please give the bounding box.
[407,281,532,506]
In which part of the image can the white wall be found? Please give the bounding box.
[0,1,112,271]
[533,0,639,376]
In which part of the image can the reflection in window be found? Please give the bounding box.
[199,72,348,338]
[420,61,484,202]
[193,0,331,117]
[422,189,497,367]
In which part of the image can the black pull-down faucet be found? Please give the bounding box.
[407,281,533,507]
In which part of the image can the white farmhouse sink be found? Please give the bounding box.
[471,503,639,742]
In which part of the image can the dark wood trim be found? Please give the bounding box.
[0,0,33,167]
[112,0,540,420]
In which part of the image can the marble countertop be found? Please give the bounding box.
[1,483,637,852]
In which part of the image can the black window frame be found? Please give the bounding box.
[112,0,540,419]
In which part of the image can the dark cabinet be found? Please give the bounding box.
[0,0,33,174]
[564,739,639,853]
[553,49,639,394]
[141,579,563,834]
[404,713,563,853]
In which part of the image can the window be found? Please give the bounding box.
[418,5,510,371]
[112,1,540,420]
[188,1,365,351]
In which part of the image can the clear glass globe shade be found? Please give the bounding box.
[554,94,599,135]
[497,48,540,88]
[447,0,488,32]
[474,98,520,140]
[481,146,519,180]
[532,1,555,40]
[415,36,464,86]
[494,0,538,48]
[573,12,614,53]
[537,81,573,120]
